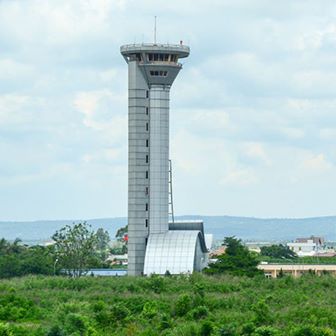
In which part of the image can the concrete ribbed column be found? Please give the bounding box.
[148,85,170,234]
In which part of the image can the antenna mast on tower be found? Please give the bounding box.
[154,16,157,44]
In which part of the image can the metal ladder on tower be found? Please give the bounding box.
[168,159,175,223]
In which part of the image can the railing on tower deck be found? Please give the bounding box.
[120,43,190,54]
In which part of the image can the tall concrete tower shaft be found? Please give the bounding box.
[121,43,190,275]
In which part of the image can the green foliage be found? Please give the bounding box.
[290,326,335,336]
[64,313,88,335]
[142,301,158,319]
[252,300,273,325]
[205,237,262,277]
[0,274,336,335]
[0,240,54,278]
[200,320,213,336]
[95,228,110,261]
[146,274,165,293]
[0,292,39,321]
[0,323,13,336]
[241,322,256,335]
[175,294,192,317]
[188,305,209,319]
[252,326,280,335]
[164,321,199,336]
[46,326,65,336]
[0,223,112,280]
[219,324,236,336]
[52,222,98,277]
[110,245,127,255]
[113,225,128,256]
[95,228,110,250]
[115,225,128,240]
[260,244,297,259]
[110,303,130,321]
[159,313,172,331]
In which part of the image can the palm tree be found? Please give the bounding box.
[9,238,23,254]
[0,238,10,254]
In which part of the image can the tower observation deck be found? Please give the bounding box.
[121,42,208,276]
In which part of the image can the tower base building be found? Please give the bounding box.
[121,43,210,275]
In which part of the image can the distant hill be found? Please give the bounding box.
[1,215,336,243]
[0,218,127,245]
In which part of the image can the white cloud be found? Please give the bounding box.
[190,109,231,130]
[74,89,127,144]
[0,94,45,126]
[82,148,121,164]
[320,128,336,141]
[280,127,305,140]
[220,168,258,186]
[302,153,333,173]
[0,59,35,80]
[243,142,271,166]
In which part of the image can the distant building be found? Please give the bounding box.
[258,263,336,278]
[210,246,226,258]
[287,236,325,257]
[245,241,274,253]
[107,254,128,266]
[296,236,325,245]
[315,252,336,258]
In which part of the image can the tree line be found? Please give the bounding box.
[1,221,325,280]
[0,223,111,279]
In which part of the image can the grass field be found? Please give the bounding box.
[1,274,336,335]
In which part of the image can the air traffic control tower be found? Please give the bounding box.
[121,42,209,276]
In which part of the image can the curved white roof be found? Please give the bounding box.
[143,230,205,275]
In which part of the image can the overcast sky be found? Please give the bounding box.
[1,0,336,221]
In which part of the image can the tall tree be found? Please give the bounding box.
[95,228,110,261]
[205,236,262,277]
[96,228,110,251]
[115,225,128,241]
[52,222,97,277]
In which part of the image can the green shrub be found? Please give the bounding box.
[164,322,199,336]
[110,303,130,321]
[241,323,256,335]
[219,324,236,336]
[159,313,171,331]
[0,323,13,336]
[252,300,273,325]
[188,306,209,319]
[64,313,87,335]
[252,326,280,336]
[0,293,38,321]
[147,275,165,294]
[290,326,335,336]
[91,300,106,313]
[175,294,192,317]
[46,326,65,336]
[193,283,205,298]
[94,309,111,328]
[142,301,158,319]
[200,320,213,336]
